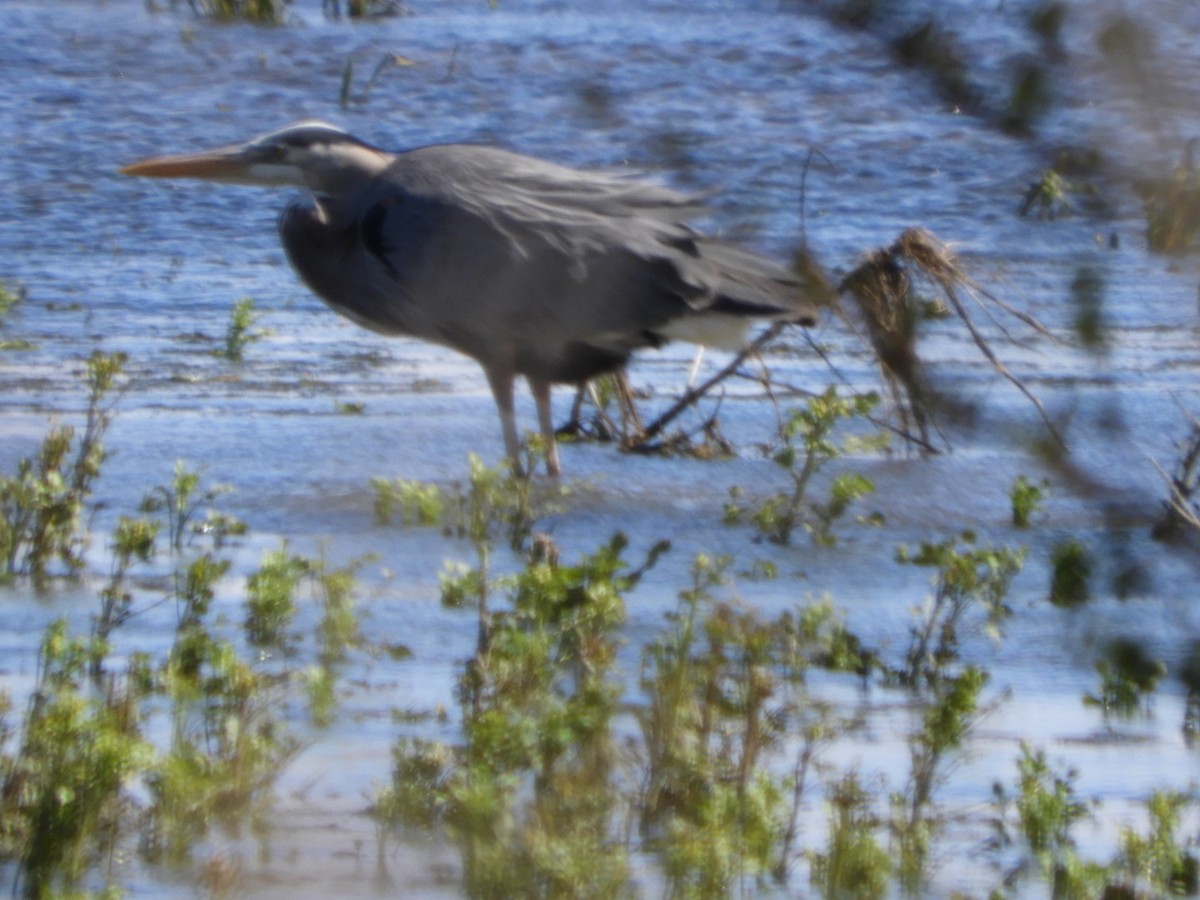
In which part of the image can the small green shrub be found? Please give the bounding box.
[217,297,270,361]
[1020,168,1074,219]
[381,534,653,898]
[141,461,243,553]
[0,351,126,580]
[186,0,289,24]
[810,772,890,899]
[2,621,151,896]
[1084,638,1166,716]
[896,532,1025,689]
[244,543,306,647]
[724,387,886,545]
[1048,540,1091,608]
[372,476,445,527]
[1011,475,1047,527]
[991,743,1106,898]
[1115,790,1199,896]
[0,279,22,319]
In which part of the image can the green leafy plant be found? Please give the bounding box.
[724,387,886,545]
[1020,168,1075,219]
[217,297,270,361]
[1012,743,1090,858]
[638,559,867,891]
[184,0,289,24]
[380,534,659,898]
[0,467,365,892]
[91,515,161,682]
[376,454,566,617]
[2,621,151,897]
[0,351,127,580]
[1084,637,1166,716]
[990,743,1105,898]
[0,278,31,349]
[1114,790,1199,896]
[244,542,307,648]
[893,666,988,889]
[1048,539,1091,608]
[896,532,1025,689]
[148,551,300,863]
[639,555,787,895]
[885,531,1024,889]
[0,279,21,318]
[809,771,891,900]
[1010,475,1047,527]
[372,476,445,527]
[140,461,243,552]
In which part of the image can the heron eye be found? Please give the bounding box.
[251,143,288,164]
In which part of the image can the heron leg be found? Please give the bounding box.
[529,378,562,478]
[484,366,524,474]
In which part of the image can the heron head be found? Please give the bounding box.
[120,120,393,193]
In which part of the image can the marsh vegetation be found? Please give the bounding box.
[0,338,1196,897]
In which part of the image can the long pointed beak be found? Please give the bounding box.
[120,144,254,180]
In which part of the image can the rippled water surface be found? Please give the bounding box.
[2,0,1200,896]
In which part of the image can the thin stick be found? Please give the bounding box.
[635,322,786,444]
[937,277,1066,450]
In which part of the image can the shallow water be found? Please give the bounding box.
[2,0,1200,896]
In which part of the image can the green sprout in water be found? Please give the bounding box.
[893,665,989,890]
[1114,790,1200,896]
[1084,637,1166,717]
[372,476,445,527]
[990,742,1106,898]
[244,542,307,648]
[3,620,151,897]
[1048,539,1091,609]
[1010,474,1047,528]
[217,296,270,362]
[379,533,657,898]
[0,351,127,580]
[140,460,244,552]
[0,279,21,319]
[810,771,890,900]
[185,0,290,23]
[0,279,32,350]
[1019,168,1073,219]
[725,387,886,546]
[896,531,1025,689]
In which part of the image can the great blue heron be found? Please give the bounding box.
[121,121,821,475]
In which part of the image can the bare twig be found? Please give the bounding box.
[633,322,786,445]
[1151,411,1200,538]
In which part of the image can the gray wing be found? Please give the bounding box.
[335,144,816,377]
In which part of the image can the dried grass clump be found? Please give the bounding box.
[840,228,1061,451]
